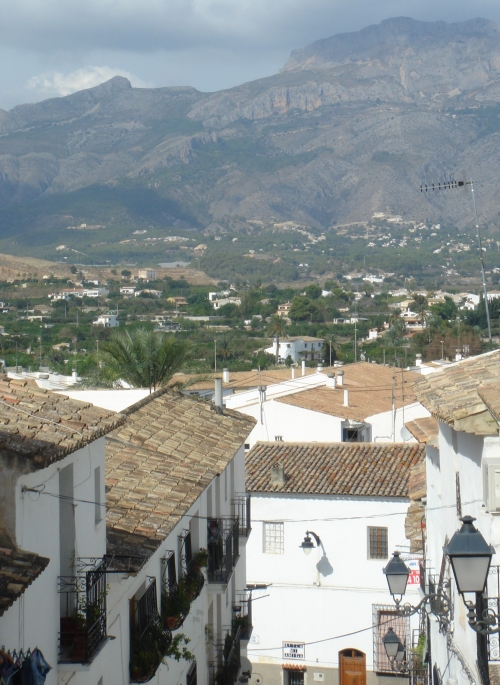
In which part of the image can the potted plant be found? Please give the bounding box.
[161,588,191,630]
[192,548,208,568]
[232,614,251,640]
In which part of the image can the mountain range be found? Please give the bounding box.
[1,16,500,259]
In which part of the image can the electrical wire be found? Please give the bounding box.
[247,612,414,652]
[21,486,482,519]
[0,397,84,436]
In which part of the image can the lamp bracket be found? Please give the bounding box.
[393,581,452,633]
[464,599,500,635]
[306,531,321,547]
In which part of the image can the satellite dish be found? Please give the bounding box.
[400,426,412,441]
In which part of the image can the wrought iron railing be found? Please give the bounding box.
[419,561,426,594]
[232,593,253,641]
[487,566,500,662]
[58,559,107,663]
[207,518,239,583]
[130,577,172,683]
[187,661,198,685]
[161,551,205,630]
[232,494,251,537]
[210,626,242,685]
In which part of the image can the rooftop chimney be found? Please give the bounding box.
[291,366,295,379]
[343,389,349,406]
[270,462,286,488]
[415,354,422,367]
[301,360,306,377]
[317,364,323,374]
[214,377,223,414]
[223,368,230,383]
[337,370,344,386]
[326,373,336,389]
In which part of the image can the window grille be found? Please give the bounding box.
[263,522,284,554]
[286,671,304,685]
[368,527,388,559]
[373,605,409,673]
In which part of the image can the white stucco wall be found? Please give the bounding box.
[0,436,248,685]
[246,493,420,675]
[425,422,500,685]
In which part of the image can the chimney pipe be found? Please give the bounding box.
[317,364,323,374]
[301,360,306,377]
[223,368,230,383]
[214,377,223,414]
[415,354,422,367]
[326,373,336,389]
[337,370,344,386]
[291,366,295,379]
[270,462,286,488]
[343,389,349,406]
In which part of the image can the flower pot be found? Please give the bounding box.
[165,615,182,630]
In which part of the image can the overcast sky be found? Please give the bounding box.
[1,0,500,110]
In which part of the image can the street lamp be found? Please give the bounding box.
[300,531,321,555]
[382,551,451,630]
[444,516,498,635]
[382,628,407,672]
[444,516,494,595]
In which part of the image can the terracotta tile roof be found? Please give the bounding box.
[169,367,328,392]
[246,442,424,497]
[105,390,255,558]
[478,380,500,421]
[0,376,124,468]
[405,417,439,447]
[276,363,421,421]
[413,351,500,434]
[0,533,49,616]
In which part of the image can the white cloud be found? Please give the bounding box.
[26,66,150,97]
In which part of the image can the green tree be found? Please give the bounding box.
[98,328,192,392]
[266,315,288,364]
[431,296,458,321]
[305,284,322,300]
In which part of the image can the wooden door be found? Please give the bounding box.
[339,649,366,685]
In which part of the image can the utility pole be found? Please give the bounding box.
[354,319,357,363]
[391,367,396,442]
[214,339,217,372]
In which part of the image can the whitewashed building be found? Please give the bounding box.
[225,362,430,447]
[245,441,424,685]
[264,337,325,364]
[412,350,500,685]
[93,313,119,327]
[0,381,255,685]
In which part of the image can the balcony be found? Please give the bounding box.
[161,545,206,630]
[232,494,251,538]
[232,594,253,641]
[210,626,242,685]
[130,577,172,683]
[207,518,239,584]
[58,559,107,664]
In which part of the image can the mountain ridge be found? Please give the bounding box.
[1,16,500,262]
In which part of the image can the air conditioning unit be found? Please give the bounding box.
[483,456,500,512]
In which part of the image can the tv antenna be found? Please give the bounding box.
[420,173,492,349]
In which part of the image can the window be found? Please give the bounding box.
[94,466,102,524]
[285,671,305,685]
[373,605,408,673]
[368,527,388,559]
[187,662,197,685]
[343,427,364,442]
[263,522,284,554]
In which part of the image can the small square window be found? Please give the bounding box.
[263,522,284,554]
[368,527,388,559]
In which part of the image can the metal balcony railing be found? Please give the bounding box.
[207,518,239,584]
[130,577,172,683]
[232,494,251,537]
[161,551,205,630]
[58,559,107,664]
[210,626,242,685]
[232,593,253,641]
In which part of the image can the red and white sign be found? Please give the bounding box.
[407,559,421,585]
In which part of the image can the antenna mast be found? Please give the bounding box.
[420,175,492,349]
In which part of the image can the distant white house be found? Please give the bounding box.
[264,336,324,363]
[83,287,108,298]
[209,290,231,302]
[212,297,241,310]
[137,268,157,280]
[120,286,136,295]
[93,312,119,327]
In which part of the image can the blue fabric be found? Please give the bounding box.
[19,650,51,685]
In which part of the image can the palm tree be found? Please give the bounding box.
[266,315,288,364]
[99,328,192,393]
[325,334,341,367]
[218,338,231,362]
